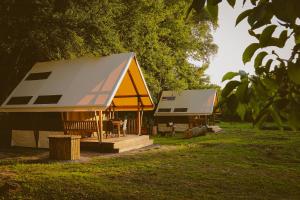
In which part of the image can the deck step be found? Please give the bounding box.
[115,136,153,153]
[81,135,153,153]
[113,135,151,149]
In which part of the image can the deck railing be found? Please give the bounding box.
[63,119,138,135]
[63,120,98,133]
[126,119,137,134]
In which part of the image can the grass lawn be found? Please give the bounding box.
[1,122,300,200]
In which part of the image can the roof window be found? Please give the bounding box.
[173,108,188,112]
[34,95,62,104]
[162,96,175,101]
[158,108,171,112]
[25,72,51,80]
[6,96,32,105]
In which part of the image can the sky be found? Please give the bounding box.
[205,1,293,87]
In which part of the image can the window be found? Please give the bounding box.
[34,95,62,104]
[173,108,188,112]
[6,96,32,105]
[158,108,171,112]
[25,72,51,80]
[162,96,176,101]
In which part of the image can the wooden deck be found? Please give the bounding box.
[80,135,153,153]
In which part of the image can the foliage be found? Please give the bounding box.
[188,0,300,130]
[0,0,218,103]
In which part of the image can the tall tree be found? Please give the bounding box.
[0,0,217,103]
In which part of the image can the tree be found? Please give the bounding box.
[188,0,300,129]
[0,0,218,103]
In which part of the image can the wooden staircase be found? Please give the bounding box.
[81,135,153,153]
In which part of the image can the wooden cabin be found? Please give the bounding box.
[0,52,154,152]
[154,89,219,133]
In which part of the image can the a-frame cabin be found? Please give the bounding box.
[0,52,154,152]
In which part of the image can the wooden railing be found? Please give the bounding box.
[63,119,139,135]
[127,119,137,134]
[63,120,98,133]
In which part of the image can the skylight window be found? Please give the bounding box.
[158,108,171,112]
[162,96,176,101]
[173,108,188,112]
[6,96,32,105]
[34,95,62,104]
[25,72,52,80]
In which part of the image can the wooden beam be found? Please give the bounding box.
[137,98,141,135]
[99,110,103,142]
[61,112,67,135]
[114,94,148,98]
[95,111,102,143]
[111,105,153,109]
[141,107,144,134]
[128,70,144,107]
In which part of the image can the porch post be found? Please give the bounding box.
[99,110,103,142]
[95,111,103,143]
[61,112,67,135]
[137,99,141,135]
[141,107,144,134]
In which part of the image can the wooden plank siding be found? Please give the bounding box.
[49,136,81,160]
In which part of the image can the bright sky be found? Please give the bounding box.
[206,1,293,87]
[206,1,256,87]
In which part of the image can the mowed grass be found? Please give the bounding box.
[1,123,300,200]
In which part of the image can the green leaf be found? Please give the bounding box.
[269,106,283,130]
[287,63,300,85]
[265,59,273,72]
[187,0,206,17]
[206,0,219,20]
[236,80,249,103]
[207,0,222,5]
[295,33,300,45]
[261,77,278,92]
[259,25,277,47]
[288,103,300,130]
[222,80,240,97]
[237,103,247,120]
[254,51,268,68]
[226,0,236,8]
[227,94,239,112]
[278,30,288,48]
[254,109,269,128]
[236,9,252,26]
[243,43,260,64]
[222,72,238,82]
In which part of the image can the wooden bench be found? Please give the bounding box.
[63,120,98,136]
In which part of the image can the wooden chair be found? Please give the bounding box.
[103,120,114,138]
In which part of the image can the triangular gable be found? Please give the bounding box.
[0,52,154,112]
[110,57,154,111]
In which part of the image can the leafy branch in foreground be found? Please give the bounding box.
[188,0,300,129]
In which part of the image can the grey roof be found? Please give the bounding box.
[154,89,217,116]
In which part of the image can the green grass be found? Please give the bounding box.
[1,122,300,200]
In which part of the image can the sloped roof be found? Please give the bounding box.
[154,89,217,116]
[0,52,154,112]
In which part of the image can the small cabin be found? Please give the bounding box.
[154,89,219,132]
[0,52,154,152]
